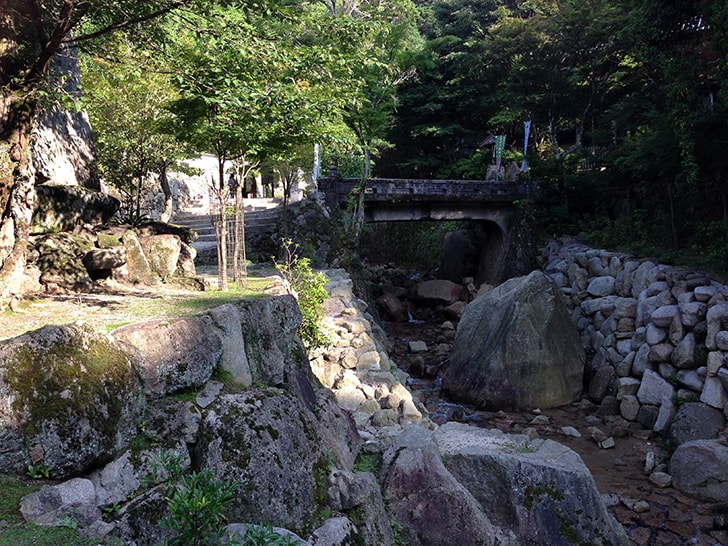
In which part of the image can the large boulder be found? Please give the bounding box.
[236,295,305,387]
[112,316,222,397]
[0,323,145,478]
[380,425,514,546]
[194,390,338,534]
[442,271,584,410]
[32,185,119,234]
[670,439,728,503]
[408,279,463,306]
[434,422,629,546]
[139,234,182,280]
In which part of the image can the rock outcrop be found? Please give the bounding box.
[0,323,145,478]
[442,270,584,409]
[1,268,632,545]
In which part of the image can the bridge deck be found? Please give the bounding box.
[319,177,530,204]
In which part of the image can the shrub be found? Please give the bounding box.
[275,239,330,350]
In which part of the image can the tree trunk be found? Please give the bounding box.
[215,157,228,291]
[0,91,37,302]
[159,165,173,223]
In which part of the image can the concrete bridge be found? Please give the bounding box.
[318,174,533,283]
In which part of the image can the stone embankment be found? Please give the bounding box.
[542,237,728,507]
[542,237,728,429]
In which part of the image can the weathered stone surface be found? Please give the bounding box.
[196,391,334,532]
[700,376,728,409]
[33,184,119,236]
[113,316,221,397]
[380,425,512,546]
[443,271,583,410]
[236,295,303,387]
[0,323,144,478]
[308,517,362,546]
[668,402,726,446]
[30,233,94,290]
[20,478,100,526]
[377,292,408,322]
[82,247,127,271]
[327,470,393,545]
[636,369,674,406]
[434,422,629,546]
[116,230,157,285]
[206,304,252,387]
[670,440,728,503]
[139,234,182,279]
[409,279,463,306]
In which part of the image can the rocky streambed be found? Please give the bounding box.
[379,299,728,546]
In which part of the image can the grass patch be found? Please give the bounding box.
[353,451,382,474]
[1,272,274,341]
[0,474,122,546]
[0,474,41,524]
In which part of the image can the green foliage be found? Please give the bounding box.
[150,453,238,546]
[275,239,330,350]
[26,464,52,479]
[353,452,382,474]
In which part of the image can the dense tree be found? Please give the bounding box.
[81,35,190,224]
[0,0,194,301]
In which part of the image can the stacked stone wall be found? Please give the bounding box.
[542,237,728,433]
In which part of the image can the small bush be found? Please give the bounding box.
[275,239,330,350]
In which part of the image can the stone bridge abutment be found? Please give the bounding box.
[318,175,535,283]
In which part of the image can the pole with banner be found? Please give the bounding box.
[495,135,506,182]
[521,121,531,173]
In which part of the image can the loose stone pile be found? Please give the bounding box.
[308,269,434,447]
[542,236,728,435]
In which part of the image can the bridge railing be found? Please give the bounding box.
[318,176,531,206]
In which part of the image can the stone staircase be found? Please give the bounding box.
[172,197,283,263]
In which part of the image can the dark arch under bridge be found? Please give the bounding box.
[318,175,533,283]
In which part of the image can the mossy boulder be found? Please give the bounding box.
[195,389,334,535]
[0,323,145,479]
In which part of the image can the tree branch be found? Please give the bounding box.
[62,1,187,45]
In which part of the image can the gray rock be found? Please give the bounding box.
[20,478,100,526]
[671,332,697,370]
[668,402,726,446]
[706,304,728,350]
[113,316,220,397]
[636,369,674,406]
[327,470,393,545]
[434,422,629,546]
[308,517,362,546]
[0,323,144,478]
[700,376,728,409]
[206,304,252,387]
[82,247,127,271]
[236,295,303,387]
[670,440,728,503]
[651,305,680,328]
[409,279,463,306]
[381,425,511,546]
[588,365,617,403]
[620,395,640,421]
[587,276,616,297]
[679,301,707,328]
[196,391,335,532]
[645,322,667,345]
[443,271,583,410]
